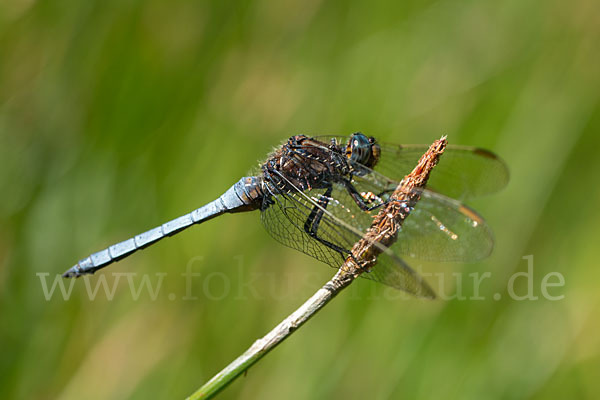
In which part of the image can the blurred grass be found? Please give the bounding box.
[1,0,599,399]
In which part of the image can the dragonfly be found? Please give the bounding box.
[63,133,508,298]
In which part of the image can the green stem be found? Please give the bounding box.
[186,270,355,399]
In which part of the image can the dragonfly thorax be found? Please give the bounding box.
[262,135,351,193]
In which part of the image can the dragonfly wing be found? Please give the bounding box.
[312,136,509,199]
[375,143,509,199]
[345,174,495,263]
[395,190,494,262]
[260,185,360,269]
[260,178,436,297]
[359,252,436,298]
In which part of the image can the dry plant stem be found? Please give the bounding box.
[186,136,448,400]
[343,136,447,275]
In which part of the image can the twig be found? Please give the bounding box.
[186,136,447,400]
[186,269,355,399]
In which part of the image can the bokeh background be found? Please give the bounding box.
[1,0,599,399]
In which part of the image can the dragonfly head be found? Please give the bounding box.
[346,132,381,169]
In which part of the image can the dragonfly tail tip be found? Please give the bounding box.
[62,265,84,279]
[62,270,76,279]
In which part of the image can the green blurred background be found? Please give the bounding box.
[1,0,599,399]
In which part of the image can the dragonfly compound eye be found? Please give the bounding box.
[348,132,379,168]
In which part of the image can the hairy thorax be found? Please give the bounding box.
[262,135,351,193]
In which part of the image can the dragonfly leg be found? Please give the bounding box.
[343,179,386,212]
[303,185,349,260]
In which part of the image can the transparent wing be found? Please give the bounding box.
[260,186,358,269]
[314,136,509,199]
[325,173,495,263]
[394,190,494,262]
[376,143,509,199]
[360,252,436,299]
[260,179,436,297]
